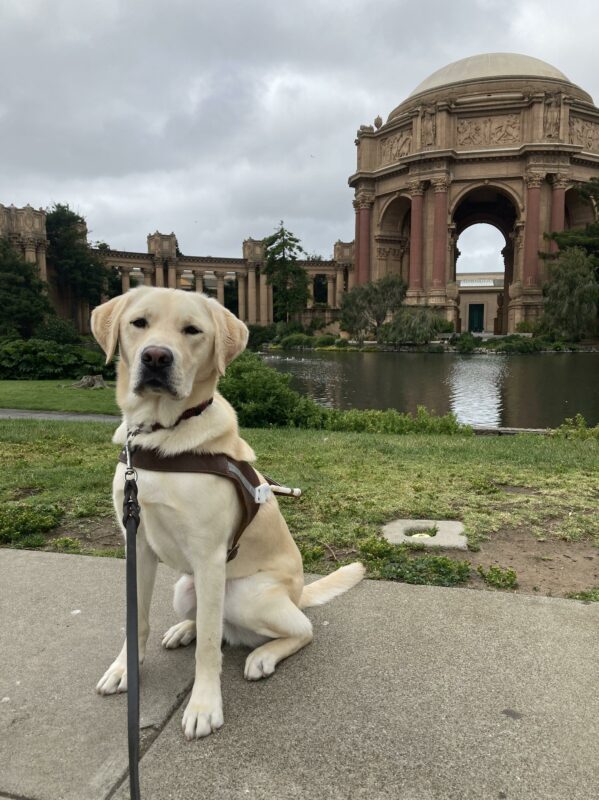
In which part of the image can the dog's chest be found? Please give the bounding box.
[114,464,240,572]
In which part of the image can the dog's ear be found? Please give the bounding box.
[206,298,249,376]
[90,293,132,363]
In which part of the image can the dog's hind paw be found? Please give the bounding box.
[162,620,196,649]
[96,661,127,695]
[244,650,277,681]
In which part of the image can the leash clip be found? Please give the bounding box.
[254,483,272,504]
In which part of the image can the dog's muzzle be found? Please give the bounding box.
[135,346,176,393]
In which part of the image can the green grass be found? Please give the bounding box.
[566,588,599,602]
[0,380,119,415]
[1,420,598,583]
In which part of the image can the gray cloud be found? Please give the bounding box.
[1,0,597,259]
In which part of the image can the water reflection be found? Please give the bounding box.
[262,351,599,428]
[446,356,507,427]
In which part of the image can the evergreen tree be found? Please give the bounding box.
[541,247,599,340]
[380,306,452,344]
[46,204,108,306]
[340,273,406,342]
[262,222,309,322]
[0,240,53,337]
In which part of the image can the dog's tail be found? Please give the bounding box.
[299,562,365,610]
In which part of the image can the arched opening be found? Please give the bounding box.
[456,224,505,334]
[375,195,411,282]
[452,186,519,334]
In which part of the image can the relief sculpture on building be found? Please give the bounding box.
[380,126,412,164]
[456,114,520,147]
[569,116,599,152]
[543,93,561,140]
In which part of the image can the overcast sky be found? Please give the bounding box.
[1,0,597,273]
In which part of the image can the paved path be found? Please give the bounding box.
[1,549,598,800]
[0,407,120,423]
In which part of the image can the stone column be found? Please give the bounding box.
[347,266,355,291]
[247,265,257,324]
[237,273,246,321]
[550,174,569,254]
[355,191,374,285]
[431,176,450,288]
[167,262,177,289]
[259,269,268,324]
[37,244,48,283]
[268,285,273,323]
[24,239,37,264]
[154,260,164,287]
[216,272,225,306]
[523,171,544,288]
[408,180,425,291]
[142,268,153,287]
[307,274,314,309]
[121,267,131,292]
[326,274,335,307]
[335,266,345,308]
[194,270,204,293]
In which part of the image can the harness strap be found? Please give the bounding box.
[118,449,268,561]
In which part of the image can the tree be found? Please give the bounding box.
[381,306,452,344]
[262,222,309,322]
[46,204,108,307]
[541,247,599,340]
[0,240,53,337]
[548,180,599,276]
[340,273,406,342]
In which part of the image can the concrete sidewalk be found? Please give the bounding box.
[1,550,598,800]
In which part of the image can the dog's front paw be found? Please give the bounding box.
[182,692,223,740]
[96,661,127,695]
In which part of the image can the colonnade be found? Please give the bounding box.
[118,263,350,324]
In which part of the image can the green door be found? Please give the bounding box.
[468,304,484,333]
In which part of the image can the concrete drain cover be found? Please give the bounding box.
[382,519,467,551]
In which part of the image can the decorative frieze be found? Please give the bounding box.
[380,126,412,164]
[456,114,520,147]
[569,115,599,152]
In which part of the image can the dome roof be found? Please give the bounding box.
[408,53,570,97]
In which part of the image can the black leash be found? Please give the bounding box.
[123,441,142,800]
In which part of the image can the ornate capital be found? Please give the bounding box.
[407,179,425,197]
[354,190,375,209]
[431,175,450,193]
[552,173,570,190]
[525,171,545,189]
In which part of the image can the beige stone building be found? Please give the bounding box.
[350,52,599,332]
[5,53,599,333]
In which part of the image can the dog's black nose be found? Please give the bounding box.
[141,347,173,369]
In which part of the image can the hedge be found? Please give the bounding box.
[0,339,114,380]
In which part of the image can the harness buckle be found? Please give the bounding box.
[254,483,272,504]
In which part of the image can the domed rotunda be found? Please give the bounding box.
[349,53,599,332]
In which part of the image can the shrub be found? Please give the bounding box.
[0,503,63,546]
[35,316,81,344]
[515,320,535,334]
[455,332,478,353]
[278,333,315,349]
[314,334,336,347]
[0,339,114,379]
[334,338,349,348]
[247,324,277,350]
[553,413,599,439]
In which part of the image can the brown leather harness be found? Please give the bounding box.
[118,447,278,562]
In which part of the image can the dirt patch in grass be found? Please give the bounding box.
[48,516,122,552]
[445,527,598,598]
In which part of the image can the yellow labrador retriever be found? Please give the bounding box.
[91,286,364,739]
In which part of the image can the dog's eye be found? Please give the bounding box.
[131,318,148,329]
[183,325,202,335]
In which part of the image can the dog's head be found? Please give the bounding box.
[91,287,248,406]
